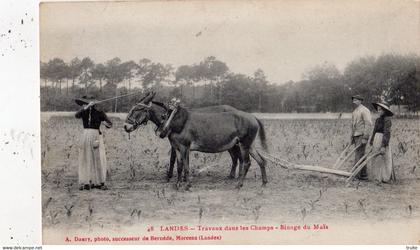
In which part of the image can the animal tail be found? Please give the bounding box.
[256,118,268,152]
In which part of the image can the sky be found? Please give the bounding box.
[40,0,420,84]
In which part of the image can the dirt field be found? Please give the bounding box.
[41,113,420,244]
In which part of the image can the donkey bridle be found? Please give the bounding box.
[127,102,153,127]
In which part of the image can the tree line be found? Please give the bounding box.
[40,54,420,114]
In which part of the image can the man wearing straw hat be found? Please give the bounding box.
[350,95,372,180]
[75,95,112,190]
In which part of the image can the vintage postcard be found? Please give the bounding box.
[39,0,420,245]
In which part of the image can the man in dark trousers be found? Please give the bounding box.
[350,95,372,180]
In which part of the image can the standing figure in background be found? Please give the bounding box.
[369,101,396,183]
[350,95,372,180]
[75,96,112,190]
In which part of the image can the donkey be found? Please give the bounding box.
[123,92,243,181]
[156,98,268,189]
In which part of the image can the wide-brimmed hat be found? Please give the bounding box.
[351,95,364,101]
[372,101,393,116]
[75,95,97,106]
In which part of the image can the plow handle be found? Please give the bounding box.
[346,151,381,184]
[332,144,351,169]
[334,144,362,170]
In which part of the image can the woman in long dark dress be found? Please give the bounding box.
[75,96,112,190]
[369,101,396,183]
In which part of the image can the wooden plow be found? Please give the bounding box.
[259,145,381,185]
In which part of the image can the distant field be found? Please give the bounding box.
[41,113,420,243]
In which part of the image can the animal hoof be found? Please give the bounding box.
[174,182,181,190]
[236,183,243,189]
[228,175,235,179]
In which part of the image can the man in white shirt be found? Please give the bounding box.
[350,95,372,180]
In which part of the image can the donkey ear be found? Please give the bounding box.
[138,91,153,103]
[143,91,156,104]
[137,92,149,103]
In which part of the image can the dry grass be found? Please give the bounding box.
[41,114,420,232]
